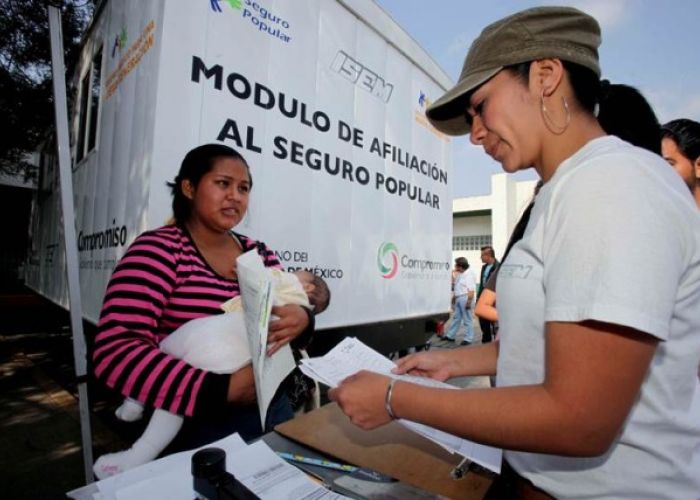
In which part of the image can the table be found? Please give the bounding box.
[66,430,458,499]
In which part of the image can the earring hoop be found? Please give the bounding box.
[540,89,570,135]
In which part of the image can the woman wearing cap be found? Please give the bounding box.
[329,6,700,498]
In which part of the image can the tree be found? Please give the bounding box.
[0,0,94,182]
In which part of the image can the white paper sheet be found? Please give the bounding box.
[236,249,296,427]
[229,440,350,499]
[96,433,350,500]
[97,433,247,500]
[300,337,503,473]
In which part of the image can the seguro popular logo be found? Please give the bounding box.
[209,0,292,44]
[111,27,127,57]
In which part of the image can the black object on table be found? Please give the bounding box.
[192,447,259,500]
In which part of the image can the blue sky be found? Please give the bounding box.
[376,0,700,197]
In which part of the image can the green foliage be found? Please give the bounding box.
[0,0,94,181]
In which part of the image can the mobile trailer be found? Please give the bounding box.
[29,0,454,355]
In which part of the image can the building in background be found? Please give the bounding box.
[452,173,537,284]
[0,154,38,292]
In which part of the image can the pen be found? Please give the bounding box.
[450,456,471,479]
[450,456,487,479]
[276,452,358,473]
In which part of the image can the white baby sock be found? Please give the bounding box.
[114,397,145,422]
[94,409,184,479]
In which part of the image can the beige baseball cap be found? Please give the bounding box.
[426,6,601,136]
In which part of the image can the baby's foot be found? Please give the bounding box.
[93,442,158,480]
[114,400,144,422]
[93,451,134,479]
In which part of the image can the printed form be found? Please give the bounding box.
[300,337,503,473]
[236,249,296,427]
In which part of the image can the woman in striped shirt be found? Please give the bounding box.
[92,144,313,462]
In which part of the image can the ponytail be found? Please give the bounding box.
[596,81,661,154]
[501,181,542,264]
[564,62,661,154]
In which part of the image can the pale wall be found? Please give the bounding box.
[452,173,537,285]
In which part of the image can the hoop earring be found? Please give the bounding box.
[540,90,570,135]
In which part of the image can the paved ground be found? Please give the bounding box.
[0,290,487,498]
[0,291,133,499]
[429,313,490,390]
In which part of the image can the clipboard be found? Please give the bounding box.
[275,403,493,499]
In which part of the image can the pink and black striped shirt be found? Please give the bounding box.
[92,224,280,418]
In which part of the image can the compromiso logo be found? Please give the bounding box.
[377,242,399,279]
[77,221,128,252]
[378,242,450,280]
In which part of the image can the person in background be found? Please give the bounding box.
[474,211,532,342]
[661,118,700,208]
[329,7,700,498]
[444,257,476,345]
[92,144,315,470]
[476,246,498,343]
[450,267,460,292]
[476,197,538,387]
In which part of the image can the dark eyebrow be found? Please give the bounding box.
[463,95,477,117]
[464,109,474,128]
[467,83,487,109]
[215,174,249,183]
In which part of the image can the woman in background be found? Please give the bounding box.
[662,118,700,207]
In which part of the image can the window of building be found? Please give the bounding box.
[38,135,58,196]
[74,46,103,164]
[75,72,90,163]
[452,235,492,251]
[87,48,102,151]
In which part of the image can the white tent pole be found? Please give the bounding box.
[48,5,94,484]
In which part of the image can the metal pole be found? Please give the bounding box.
[47,5,94,484]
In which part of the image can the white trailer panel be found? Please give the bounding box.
[28,0,453,335]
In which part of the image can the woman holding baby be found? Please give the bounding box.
[91,144,314,478]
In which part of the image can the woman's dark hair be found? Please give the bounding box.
[455,257,469,270]
[596,81,661,154]
[501,181,543,264]
[504,61,661,154]
[167,144,252,224]
[661,119,700,162]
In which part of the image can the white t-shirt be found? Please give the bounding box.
[497,136,700,498]
[454,268,477,307]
